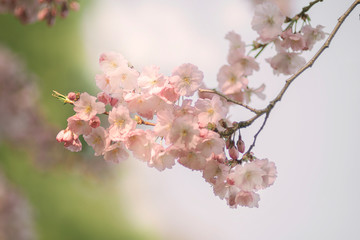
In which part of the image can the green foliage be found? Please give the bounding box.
[0,144,157,240]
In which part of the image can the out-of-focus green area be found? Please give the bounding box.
[0,4,159,240]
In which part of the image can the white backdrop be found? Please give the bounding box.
[82,1,360,239]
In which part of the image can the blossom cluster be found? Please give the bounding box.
[56,50,278,208]
[252,2,325,75]
[56,1,327,208]
[0,0,79,25]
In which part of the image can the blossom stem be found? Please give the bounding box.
[198,88,261,114]
[52,90,74,104]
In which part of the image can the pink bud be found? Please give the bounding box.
[67,92,77,101]
[229,146,239,160]
[56,130,65,142]
[62,129,74,142]
[226,177,235,186]
[97,92,111,105]
[237,139,245,153]
[89,116,100,128]
[110,97,119,107]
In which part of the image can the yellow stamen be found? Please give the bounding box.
[115,119,125,127]
[85,105,92,114]
[183,77,191,84]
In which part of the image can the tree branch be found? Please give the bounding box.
[231,0,360,150]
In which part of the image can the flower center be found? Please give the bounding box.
[85,105,92,114]
[115,119,125,127]
[229,76,236,83]
[121,73,127,81]
[183,77,191,84]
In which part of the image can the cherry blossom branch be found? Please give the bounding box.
[198,88,261,114]
[236,0,360,153]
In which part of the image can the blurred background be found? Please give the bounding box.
[0,0,359,239]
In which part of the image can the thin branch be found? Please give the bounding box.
[198,88,261,114]
[246,113,270,155]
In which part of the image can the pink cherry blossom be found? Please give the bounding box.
[225,31,246,64]
[203,157,230,184]
[99,52,128,76]
[177,149,206,171]
[95,74,124,95]
[67,115,92,136]
[197,130,226,158]
[64,137,82,152]
[229,162,266,191]
[108,105,136,141]
[57,128,82,152]
[125,92,167,120]
[251,2,285,42]
[111,64,140,91]
[157,78,179,103]
[244,84,266,104]
[217,64,248,95]
[103,142,129,163]
[174,99,198,118]
[73,92,105,121]
[281,28,306,51]
[235,191,260,208]
[138,65,166,94]
[171,63,204,97]
[266,52,306,75]
[149,145,176,171]
[254,158,277,188]
[301,25,326,50]
[125,129,153,162]
[153,108,175,141]
[195,95,228,127]
[83,126,110,156]
[235,56,260,76]
[169,115,200,149]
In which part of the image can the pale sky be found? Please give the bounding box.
[82,1,360,239]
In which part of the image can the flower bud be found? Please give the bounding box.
[237,139,245,153]
[89,116,100,128]
[62,129,74,142]
[97,92,111,105]
[229,146,239,160]
[226,177,235,186]
[56,130,65,142]
[67,92,77,101]
[110,97,118,107]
